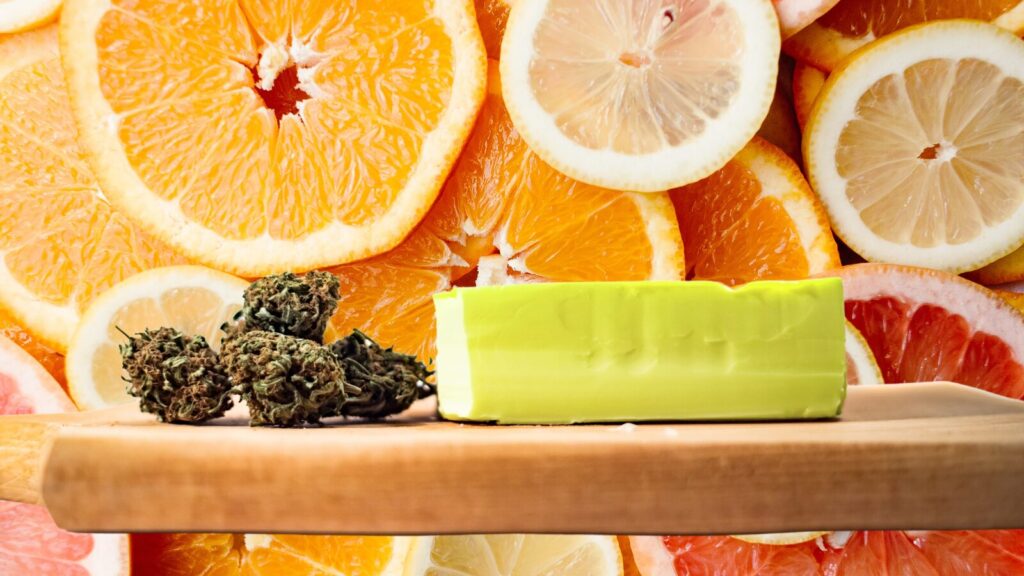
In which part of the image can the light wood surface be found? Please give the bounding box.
[1,383,1022,534]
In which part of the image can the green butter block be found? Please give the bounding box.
[433,279,846,424]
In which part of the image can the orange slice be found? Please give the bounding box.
[0,25,186,352]
[0,307,66,389]
[499,0,780,192]
[326,64,684,362]
[805,21,1024,273]
[838,263,1024,399]
[997,289,1024,313]
[60,0,487,276]
[792,62,826,129]
[65,266,247,410]
[476,0,513,59]
[785,0,1024,71]
[131,533,409,576]
[756,84,802,162]
[0,0,61,33]
[969,246,1024,286]
[670,137,840,285]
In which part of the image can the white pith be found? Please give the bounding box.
[806,21,1024,273]
[845,322,883,386]
[0,0,61,33]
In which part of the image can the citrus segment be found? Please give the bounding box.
[499,0,780,192]
[0,0,61,33]
[630,535,821,576]
[476,0,513,59]
[845,321,883,386]
[785,0,1024,71]
[130,533,409,576]
[792,62,826,129]
[65,266,248,410]
[820,531,940,574]
[406,535,622,576]
[837,263,1024,399]
[327,66,684,362]
[0,25,186,352]
[60,0,487,276]
[670,137,840,285]
[805,21,1024,273]
[774,0,842,38]
[911,530,1024,574]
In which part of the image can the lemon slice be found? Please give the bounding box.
[500,0,780,192]
[0,0,61,33]
[405,535,622,576]
[66,266,247,410]
[805,20,1024,273]
[732,532,829,546]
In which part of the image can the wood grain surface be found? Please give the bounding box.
[1,383,1022,534]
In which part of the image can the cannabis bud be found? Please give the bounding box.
[328,330,434,419]
[237,271,340,343]
[222,330,359,427]
[120,327,232,424]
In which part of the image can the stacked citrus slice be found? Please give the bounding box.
[0,25,186,351]
[0,0,61,33]
[785,0,1024,71]
[499,0,781,191]
[805,20,1024,273]
[60,0,487,275]
[326,66,684,361]
[407,534,622,575]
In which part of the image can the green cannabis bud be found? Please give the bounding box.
[222,330,358,427]
[237,271,340,343]
[120,327,232,424]
[328,330,434,419]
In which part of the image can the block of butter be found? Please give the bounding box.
[433,279,846,424]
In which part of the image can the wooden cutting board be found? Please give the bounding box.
[1,382,1022,535]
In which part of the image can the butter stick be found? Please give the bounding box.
[433,279,846,424]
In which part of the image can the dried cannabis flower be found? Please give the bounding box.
[328,329,434,419]
[120,327,232,424]
[237,271,340,343]
[222,330,358,427]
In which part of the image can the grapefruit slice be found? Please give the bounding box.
[792,62,826,129]
[0,25,186,352]
[326,65,684,362]
[670,137,840,285]
[131,533,409,576]
[406,535,622,576]
[0,0,61,33]
[629,535,821,576]
[0,308,66,389]
[60,0,487,276]
[0,334,128,574]
[499,0,780,192]
[65,266,248,410]
[785,0,1024,71]
[805,20,1024,273]
[837,263,1024,399]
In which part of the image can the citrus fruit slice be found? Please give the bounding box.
[997,290,1024,313]
[65,266,247,410]
[499,0,781,192]
[732,532,829,546]
[910,530,1024,573]
[406,534,623,576]
[774,0,842,38]
[837,263,1024,399]
[792,62,826,129]
[0,334,128,575]
[60,0,487,276]
[0,25,186,352]
[670,137,840,285]
[326,65,684,362]
[969,246,1024,286]
[845,321,883,386]
[477,0,513,59]
[805,20,1024,274]
[757,86,802,162]
[629,535,821,576]
[785,0,1024,71]
[0,0,61,33]
[0,308,66,389]
[131,533,409,575]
